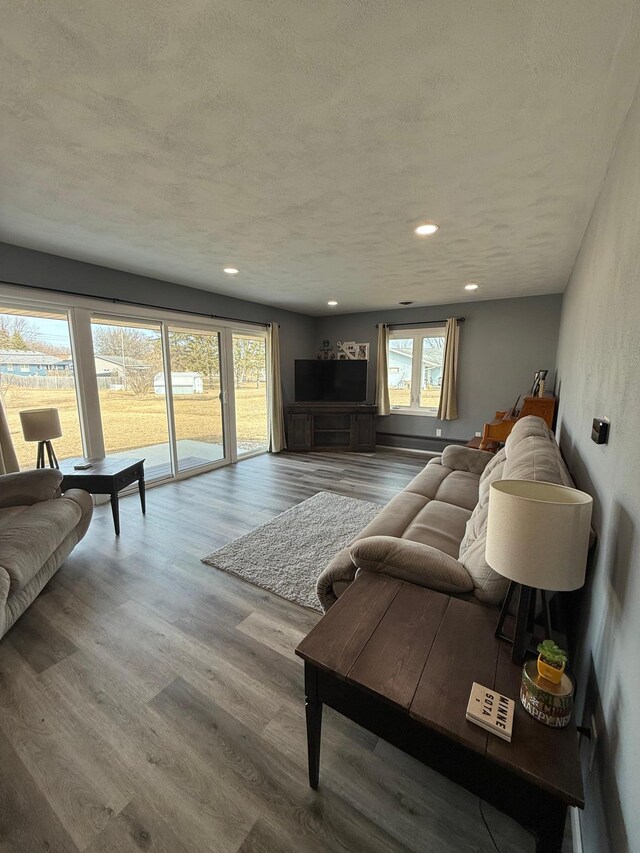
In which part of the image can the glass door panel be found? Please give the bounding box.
[167,326,226,472]
[232,333,268,456]
[0,306,84,469]
[90,317,171,481]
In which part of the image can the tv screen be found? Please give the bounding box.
[295,359,367,403]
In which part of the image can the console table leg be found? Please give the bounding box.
[305,698,323,790]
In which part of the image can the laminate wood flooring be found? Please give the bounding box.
[0,450,572,852]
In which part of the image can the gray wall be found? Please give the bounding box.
[555,82,640,852]
[315,294,563,444]
[0,242,316,402]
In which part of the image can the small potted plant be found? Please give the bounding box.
[537,639,568,685]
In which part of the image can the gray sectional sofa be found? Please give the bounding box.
[0,468,93,638]
[317,415,574,611]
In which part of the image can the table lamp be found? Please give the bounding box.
[19,408,63,469]
[486,479,593,663]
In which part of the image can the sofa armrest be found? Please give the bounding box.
[349,536,474,594]
[0,469,63,508]
[441,445,495,475]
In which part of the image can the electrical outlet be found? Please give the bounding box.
[588,713,598,771]
[436,428,442,437]
[475,431,482,437]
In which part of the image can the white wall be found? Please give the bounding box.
[555,81,640,852]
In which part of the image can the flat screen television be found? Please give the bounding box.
[294,359,367,403]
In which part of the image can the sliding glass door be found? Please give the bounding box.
[167,326,227,473]
[89,316,233,481]
[90,317,172,481]
[232,332,268,457]
[0,288,271,483]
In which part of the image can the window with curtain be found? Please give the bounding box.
[387,327,446,415]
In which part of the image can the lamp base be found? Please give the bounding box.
[36,440,59,469]
[495,581,554,664]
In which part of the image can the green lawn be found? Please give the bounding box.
[3,384,267,469]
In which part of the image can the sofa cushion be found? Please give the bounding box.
[441,445,495,475]
[503,435,573,486]
[349,536,474,594]
[403,460,452,500]
[0,505,30,530]
[458,426,573,605]
[0,498,82,593]
[403,499,472,558]
[0,468,63,508]
[504,414,552,454]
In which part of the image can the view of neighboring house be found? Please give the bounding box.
[0,350,68,375]
[93,354,149,379]
[387,345,443,389]
[154,372,204,395]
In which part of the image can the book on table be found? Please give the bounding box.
[465,682,515,743]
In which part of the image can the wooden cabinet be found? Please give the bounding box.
[354,413,376,451]
[286,405,377,452]
[288,413,312,451]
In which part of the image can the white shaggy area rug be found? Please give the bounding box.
[201,491,382,611]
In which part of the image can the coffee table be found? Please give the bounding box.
[296,573,583,853]
[60,456,145,536]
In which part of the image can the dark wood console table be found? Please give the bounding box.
[296,573,583,853]
[286,404,377,452]
[60,456,145,536]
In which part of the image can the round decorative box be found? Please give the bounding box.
[520,660,574,727]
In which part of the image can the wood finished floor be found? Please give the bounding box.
[0,450,571,853]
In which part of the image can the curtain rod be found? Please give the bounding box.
[377,316,465,329]
[0,280,275,329]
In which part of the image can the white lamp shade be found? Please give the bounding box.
[486,480,593,591]
[19,408,62,442]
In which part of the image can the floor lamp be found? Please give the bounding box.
[485,479,593,664]
[19,407,63,469]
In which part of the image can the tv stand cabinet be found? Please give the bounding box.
[286,404,377,452]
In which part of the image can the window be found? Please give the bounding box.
[0,286,272,485]
[387,327,446,415]
[0,305,84,468]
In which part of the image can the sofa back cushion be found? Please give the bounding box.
[458,417,572,605]
[0,498,81,593]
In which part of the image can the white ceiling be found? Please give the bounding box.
[2,2,640,316]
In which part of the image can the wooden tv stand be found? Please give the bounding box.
[286,404,377,452]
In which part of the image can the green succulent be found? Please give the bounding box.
[537,639,568,666]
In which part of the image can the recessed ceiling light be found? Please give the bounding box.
[414,223,439,236]
[327,300,338,307]
[464,282,479,291]
[223,267,239,275]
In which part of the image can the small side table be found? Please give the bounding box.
[60,457,145,536]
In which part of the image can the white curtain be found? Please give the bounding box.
[375,323,391,416]
[267,323,286,452]
[437,317,459,420]
[0,398,19,474]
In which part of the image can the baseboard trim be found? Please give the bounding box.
[375,444,439,458]
[571,807,583,853]
[376,432,467,453]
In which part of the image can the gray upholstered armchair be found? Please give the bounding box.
[0,468,93,638]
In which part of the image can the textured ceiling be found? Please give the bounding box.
[2,2,640,315]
